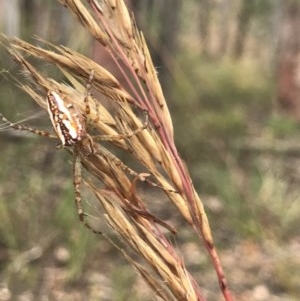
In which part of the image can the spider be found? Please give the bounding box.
[1,74,175,233]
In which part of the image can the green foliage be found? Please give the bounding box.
[111,266,139,301]
[173,56,273,159]
[267,116,300,137]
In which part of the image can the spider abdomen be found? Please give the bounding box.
[47,91,86,146]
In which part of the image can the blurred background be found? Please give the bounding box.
[0,1,299,300]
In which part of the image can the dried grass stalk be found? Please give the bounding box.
[1,0,234,300]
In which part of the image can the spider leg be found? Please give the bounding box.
[83,70,95,118]
[0,114,57,139]
[73,150,84,220]
[73,148,102,235]
[129,170,178,194]
[93,101,100,125]
[94,144,177,193]
[93,111,149,141]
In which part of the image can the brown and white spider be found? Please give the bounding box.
[0,74,173,233]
